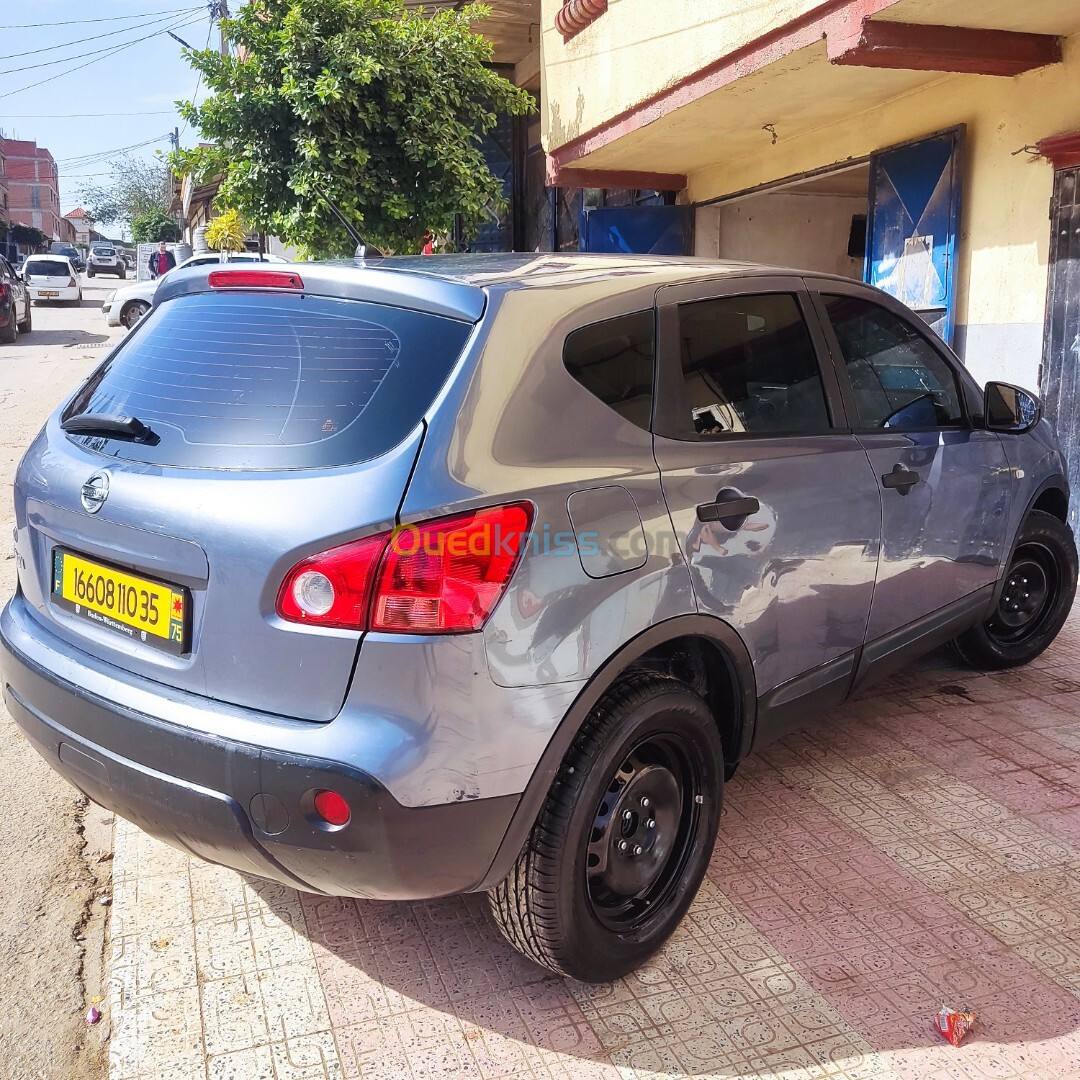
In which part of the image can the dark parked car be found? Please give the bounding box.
[1,255,1075,980]
[49,243,85,273]
[0,254,32,341]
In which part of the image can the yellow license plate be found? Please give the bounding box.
[52,550,188,655]
[39,290,59,297]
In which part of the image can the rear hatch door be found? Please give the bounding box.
[14,276,478,721]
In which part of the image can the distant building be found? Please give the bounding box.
[63,206,95,248]
[0,137,62,240]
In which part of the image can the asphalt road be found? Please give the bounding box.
[0,275,124,1079]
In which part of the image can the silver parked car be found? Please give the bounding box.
[86,242,126,279]
[1,255,1076,980]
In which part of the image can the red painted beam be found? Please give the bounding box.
[828,21,1062,76]
[1036,130,1080,171]
[545,162,688,191]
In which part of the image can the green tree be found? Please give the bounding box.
[81,154,172,230]
[10,224,49,251]
[171,0,531,256]
[131,207,183,243]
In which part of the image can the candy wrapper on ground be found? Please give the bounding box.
[936,1004,976,1046]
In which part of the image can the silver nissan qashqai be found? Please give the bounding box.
[2,255,1076,981]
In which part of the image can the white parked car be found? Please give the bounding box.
[22,255,83,305]
[102,251,288,329]
[86,242,126,279]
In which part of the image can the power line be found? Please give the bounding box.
[3,8,201,65]
[0,7,199,30]
[2,111,175,118]
[0,10,202,77]
[177,21,217,141]
[0,13,205,100]
[59,135,172,168]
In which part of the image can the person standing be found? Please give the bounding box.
[148,241,176,279]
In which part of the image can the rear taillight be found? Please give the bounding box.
[68,276,78,288]
[276,503,533,634]
[0,283,9,302]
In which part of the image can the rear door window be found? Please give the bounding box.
[62,291,473,469]
[675,293,832,436]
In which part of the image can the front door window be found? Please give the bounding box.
[821,294,963,430]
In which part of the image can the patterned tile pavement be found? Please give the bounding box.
[106,613,1080,1079]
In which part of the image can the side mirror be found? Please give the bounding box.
[984,381,1041,434]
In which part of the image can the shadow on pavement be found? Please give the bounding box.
[22,329,111,347]
[253,635,1080,1077]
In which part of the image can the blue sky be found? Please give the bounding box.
[0,1,224,220]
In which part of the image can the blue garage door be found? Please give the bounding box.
[867,128,965,345]
[581,205,695,255]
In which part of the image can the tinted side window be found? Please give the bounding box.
[677,293,831,436]
[564,310,655,432]
[821,294,963,429]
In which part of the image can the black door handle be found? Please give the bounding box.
[697,494,760,527]
[881,463,920,494]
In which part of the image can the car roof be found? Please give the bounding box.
[154,252,871,324]
[352,252,779,292]
[25,253,73,261]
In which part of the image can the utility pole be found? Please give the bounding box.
[170,127,180,151]
[215,0,230,59]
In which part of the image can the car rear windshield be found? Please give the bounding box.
[61,290,474,470]
[26,260,70,277]
[92,247,115,255]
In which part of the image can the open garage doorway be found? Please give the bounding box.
[696,161,871,281]
[697,129,965,346]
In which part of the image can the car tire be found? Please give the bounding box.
[951,510,1078,671]
[488,672,723,982]
[17,301,31,334]
[87,267,95,278]
[120,300,150,329]
[0,305,16,344]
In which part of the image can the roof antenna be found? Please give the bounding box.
[313,186,383,259]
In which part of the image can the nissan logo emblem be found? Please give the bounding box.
[80,472,110,514]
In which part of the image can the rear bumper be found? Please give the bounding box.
[0,598,519,899]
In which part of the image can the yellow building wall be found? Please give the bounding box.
[689,36,1080,388]
[540,0,831,150]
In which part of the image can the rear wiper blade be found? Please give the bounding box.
[61,413,158,444]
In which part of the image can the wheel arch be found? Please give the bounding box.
[475,614,757,892]
[989,473,1071,614]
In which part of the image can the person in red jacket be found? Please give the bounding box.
[148,242,177,279]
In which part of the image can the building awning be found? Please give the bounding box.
[547,0,1080,191]
[403,0,538,68]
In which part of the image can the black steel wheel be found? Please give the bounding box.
[953,510,1077,670]
[585,734,704,933]
[488,672,723,982]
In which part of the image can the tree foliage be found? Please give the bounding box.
[205,209,247,252]
[171,0,531,255]
[9,224,49,250]
[131,207,183,243]
[81,154,172,230]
